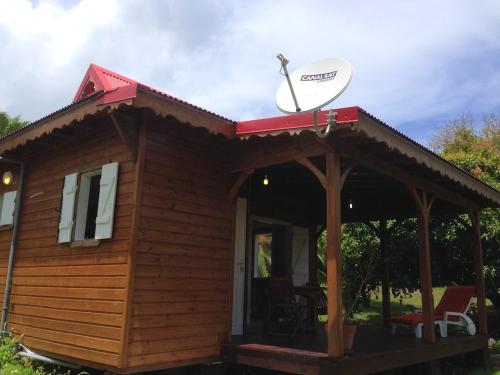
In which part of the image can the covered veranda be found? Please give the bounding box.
[223,107,500,374]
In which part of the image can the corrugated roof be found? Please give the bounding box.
[72,63,233,124]
[234,106,500,205]
[1,63,497,206]
[236,107,358,136]
[0,90,104,142]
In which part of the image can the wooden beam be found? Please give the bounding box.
[119,112,147,369]
[408,186,436,343]
[229,136,327,173]
[326,151,343,357]
[469,210,487,336]
[333,143,480,211]
[110,112,139,162]
[340,162,356,188]
[228,169,254,201]
[296,158,326,189]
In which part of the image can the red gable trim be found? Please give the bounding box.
[72,64,137,104]
[235,106,359,136]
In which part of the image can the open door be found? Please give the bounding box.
[232,198,247,335]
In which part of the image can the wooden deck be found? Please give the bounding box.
[222,325,488,375]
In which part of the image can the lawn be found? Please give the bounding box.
[319,286,447,324]
[319,285,493,324]
[352,286,447,324]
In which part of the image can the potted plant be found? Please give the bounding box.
[323,243,380,353]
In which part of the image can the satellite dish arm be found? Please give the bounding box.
[277,53,301,112]
[313,109,336,138]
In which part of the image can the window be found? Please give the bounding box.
[0,191,16,227]
[74,171,101,241]
[58,162,119,244]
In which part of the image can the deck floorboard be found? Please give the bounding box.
[223,325,488,375]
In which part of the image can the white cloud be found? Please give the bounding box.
[0,0,499,144]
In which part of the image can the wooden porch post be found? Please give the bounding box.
[409,187,436,343]
[469,211,487,335]
[326,152,343,357]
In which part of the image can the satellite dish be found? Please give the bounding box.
[275,55,353,137]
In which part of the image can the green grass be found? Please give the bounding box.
[320,286,494,324]
[353,286,447,324]
[319,287,448,324]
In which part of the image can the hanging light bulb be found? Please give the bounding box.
[2,171,13,186]
[349,199,353,209]
[262,174,269,186]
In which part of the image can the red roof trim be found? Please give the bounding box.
[71,64,235,124]
[73,64,137,104]
[235,106,359,135]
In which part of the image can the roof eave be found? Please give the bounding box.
[134,87,235,138]
[354,110,500,207]
[0,93,134,154]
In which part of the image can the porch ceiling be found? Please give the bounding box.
[233,108,500,210]
[242,159,464,226]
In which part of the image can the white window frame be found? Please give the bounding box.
[58,162,119,244]
[0,191,17,229]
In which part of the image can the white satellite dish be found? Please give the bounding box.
[275,55,353,137]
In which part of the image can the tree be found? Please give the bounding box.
[431,113,499,188]
[430,113,500,310]
[0,112,28,137]
[316,112,500,314]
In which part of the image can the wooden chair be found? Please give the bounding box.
[390,285,477,338]
[315,287,327,316]
[265,277,306,337]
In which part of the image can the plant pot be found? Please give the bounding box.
[323,323,358,353]
[343,323,357,352]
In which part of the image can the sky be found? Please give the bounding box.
[0,0,500,145]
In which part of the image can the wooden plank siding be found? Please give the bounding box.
[3,121,136,369]
[125,121,234,371]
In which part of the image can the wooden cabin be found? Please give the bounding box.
[0,64,498,375]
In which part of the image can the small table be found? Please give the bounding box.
[294,285,322,334]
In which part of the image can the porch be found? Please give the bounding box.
[226,108,499,374]
[222,325,487,375]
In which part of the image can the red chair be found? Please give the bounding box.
[390,285,476,338]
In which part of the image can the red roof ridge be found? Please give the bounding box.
[72,63,137,103]
[71,64,234,124]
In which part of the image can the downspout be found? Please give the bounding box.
[0,157,25,336]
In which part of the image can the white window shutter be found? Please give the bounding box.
[0,191,17,226]
[58,173,78,243]
[95,162,119,240]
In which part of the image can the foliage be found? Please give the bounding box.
[431,113,499,188]
[317,223,381,320]
[0,112,28,137]
[430,113,500,309]
[0,337,45,375]
[0,337,77,375]
[317,112,500,317]
[255,233,272,278]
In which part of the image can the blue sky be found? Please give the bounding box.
[1,0,500,146]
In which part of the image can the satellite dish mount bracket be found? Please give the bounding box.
[313,109,336,138]
[277,53,336,138]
